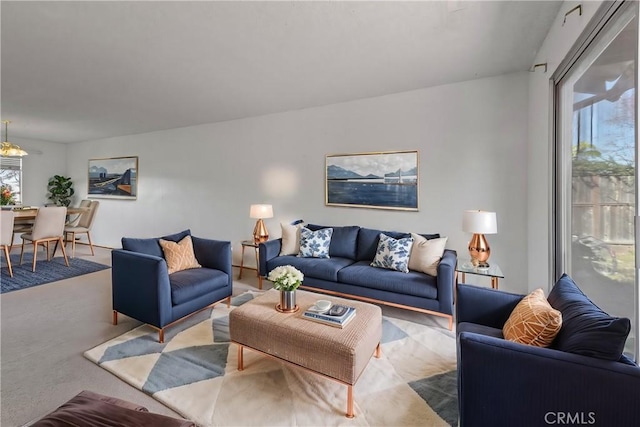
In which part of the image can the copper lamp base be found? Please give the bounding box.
[253,219,269,244]
[468,233,491,268]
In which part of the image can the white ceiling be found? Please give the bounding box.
[1,1,562,143]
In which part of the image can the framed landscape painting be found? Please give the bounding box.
[326,150,418,211]
[88,156,138,200]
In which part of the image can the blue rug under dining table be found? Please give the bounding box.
[1,253,110,293]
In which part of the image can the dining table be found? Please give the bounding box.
[10,206,91,257]
[11,206,89,219]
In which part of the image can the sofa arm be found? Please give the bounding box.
[111,249,173,327]
[435,249,456,315]
[258,239,282,276]
[192,237,232,281]
[458,331,640,427]
[456,283,523,328]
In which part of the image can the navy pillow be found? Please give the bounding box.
[306,224,359,259]
[547,274,631,361]
[121,229,191,258]
[356,227,439,261]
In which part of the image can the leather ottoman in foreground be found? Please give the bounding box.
[229,289,382,418]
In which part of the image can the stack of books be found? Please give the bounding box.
[302,303,356,328]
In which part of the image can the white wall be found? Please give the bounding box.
[12,136,68,206]
[66,72,529,292]
[527,0,603,291]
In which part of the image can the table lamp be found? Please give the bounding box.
[462,210,497,268]
[250,204,273,243]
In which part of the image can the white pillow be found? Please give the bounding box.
[408,234,448,276]
[279,222,304,256]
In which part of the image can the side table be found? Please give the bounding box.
[456,260,504,289]
[238,240,259,280]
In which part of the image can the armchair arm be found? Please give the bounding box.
[456,283,523,328]
[458,331,640,427]
[191,237,232,285]
[111,249,172,328]
[435,249,456,315]
[258,239,282,276]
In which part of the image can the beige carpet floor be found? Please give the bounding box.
[0,245,452,426]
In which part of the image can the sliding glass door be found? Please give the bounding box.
[555,2,638,359]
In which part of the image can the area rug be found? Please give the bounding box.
[1,253,110,293]
[85,292,458,426]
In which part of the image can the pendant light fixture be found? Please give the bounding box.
[1,120,28,157]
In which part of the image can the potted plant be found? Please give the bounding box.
[268,265,304,312]
[47,175,75,207]
[0,184,16,206]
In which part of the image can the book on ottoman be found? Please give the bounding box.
[303,303,356,328]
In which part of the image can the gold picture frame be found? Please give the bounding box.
[325,150,418,211]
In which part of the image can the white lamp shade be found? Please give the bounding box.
[249,204,273,219]
[462,210,497,234]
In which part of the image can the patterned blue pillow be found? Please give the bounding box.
[298,227,333,258]
[370,233,414,273]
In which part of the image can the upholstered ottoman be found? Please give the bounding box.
[229,289,382,418]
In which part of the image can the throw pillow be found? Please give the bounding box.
[159,235,202,274]
[298,226,333,258]
[503,288,562,347]
[370,233,414,273]
[122,229,191,258]
[408,234,448,276]
[279,222,304,256]
[547,274,631,361]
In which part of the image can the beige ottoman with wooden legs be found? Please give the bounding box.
[229,289,382,418]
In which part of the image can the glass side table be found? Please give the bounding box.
[456,260,504,289]
[239,240,259,280]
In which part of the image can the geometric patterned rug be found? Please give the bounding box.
[85,291,458,426]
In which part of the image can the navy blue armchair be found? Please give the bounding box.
[456,283,640,427]
[112,230,232,343]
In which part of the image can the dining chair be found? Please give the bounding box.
[11,214,35,248]
[66,199,92,227]
[64,200,99,258]
[1,210,15,277]
[19,206,69,272]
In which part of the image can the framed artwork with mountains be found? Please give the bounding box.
[325,150,418,211]
[88,156,138,200]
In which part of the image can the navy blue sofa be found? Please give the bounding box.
[112,229,232,342]
[259,224,456,329]
[456,280,640,427]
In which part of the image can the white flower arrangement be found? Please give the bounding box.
[267,265,304,292]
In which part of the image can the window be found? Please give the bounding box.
[554,1,638,360]
[0,156,23,204]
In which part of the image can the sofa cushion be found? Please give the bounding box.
[356,228,439,261]
[32,391,196,427]
[338,261,437,299]
[409,234,448,276]
[279,222,304,256]
[298,227,333,258]
[306,224,359,259]
[457,321,504,339]
[122,229,191,258]
[159,235,202,274]
[548,274,631,361]
[170,268,230,306]
[267,255,354,282]
[503,288,562,347]
[370,233,414,273]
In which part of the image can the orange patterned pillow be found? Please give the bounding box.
[159,235,201,274]
[503,288,562,347]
